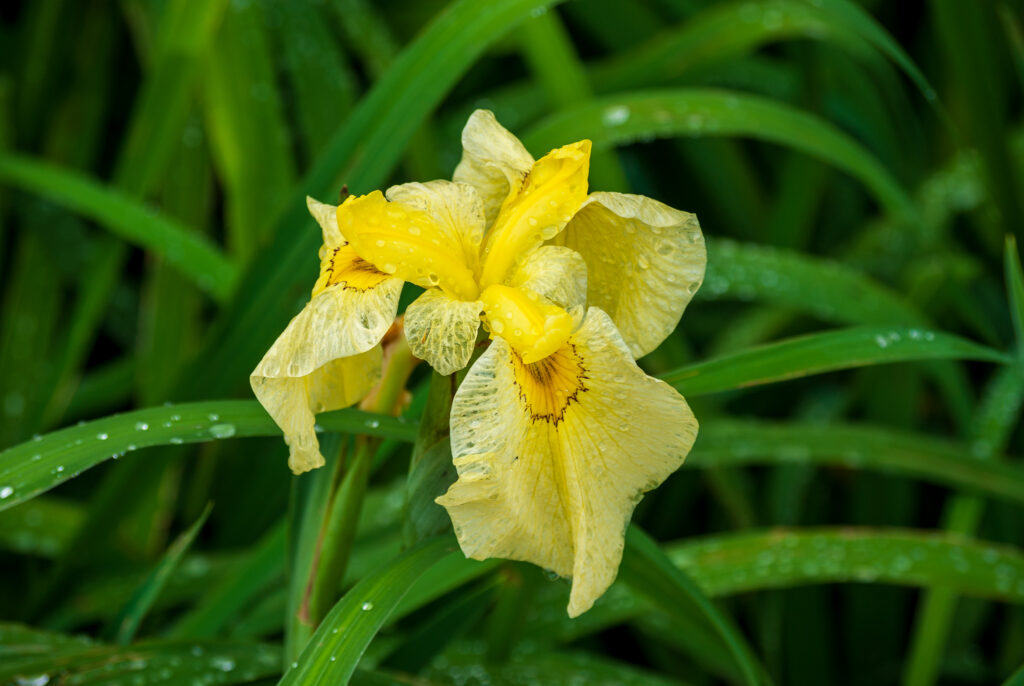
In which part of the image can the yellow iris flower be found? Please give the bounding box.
[251,109,707,615]
[431,111,706,616]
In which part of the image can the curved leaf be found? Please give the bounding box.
[0,625,280,685]
[0,401,415,513]
[0,152,237,301]
[522,89,914,215]
[700,238,925,326]
[694,419,1024,506]
[661,327,1009,396]
[281,537,453,685]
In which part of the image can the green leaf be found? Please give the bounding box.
[427,642,689,686]
[0,152,237,301]
[700,238,925,326]
[107,504,212,644]
[0,626,281,685]
[533,528,1024,643]
[180,0,569,400]
[522,89,914,216]
[661,327,1009,396]
[693,419,1024,506]
[670,528,1024,601]
[0,400,415,513]
[622,528,767,686]
[281,537,453,685]
[1005,235,1024,353]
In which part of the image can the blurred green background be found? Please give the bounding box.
[1,0,1024,684]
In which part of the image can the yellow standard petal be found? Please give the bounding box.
[558,192,706,358]
[452,109,535,226]
[339,191,479,301]
[437,308,698,616]
[385,180,486,276]
[251,198,404,474]
[404,289,483,376]
[478,140,592,289]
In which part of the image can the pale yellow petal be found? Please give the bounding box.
[306,196,344,246]
[404,289,482,376]
[251,348,382,474]
[558,192,706,358]
[251,267,402,474]
[438,308,698,617]
[479,140,592,288]
[339,191,479,301]
[509,245,587,313]
[385,180,486,274]
[452,109,535,226]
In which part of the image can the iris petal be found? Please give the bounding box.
[558,192,706,358]
[438,308,698,616]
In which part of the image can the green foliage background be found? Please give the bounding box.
[1,0,1023,684]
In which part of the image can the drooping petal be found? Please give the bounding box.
[339,191,479,301]
[251,349,381,474]
[558,192,706,359]
[479,140,592,288]
[437,308,698,617]
[452,109,535,226]
[251,233,403,474]
[405,288,483,376]
[509,245,588,313]
[386,180,486,275]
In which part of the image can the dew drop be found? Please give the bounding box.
[135,422,149,431]
[96,432,108,441]
[209,424,236,439]
[0,486,13,499]
[207,413,220,421]
[602,104,631,127]
[361,601,374,611]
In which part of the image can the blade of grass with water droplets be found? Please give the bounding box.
[0,401,416,513]
[0,627,281,684]
[280,537,453,685]
[660,327,1009,396]
[522,89,914,216]
[700,238,925,326]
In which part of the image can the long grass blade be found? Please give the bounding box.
[663,327,1008,396]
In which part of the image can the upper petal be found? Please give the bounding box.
[385,180,486,276]
[558,192,706,358]
[479,140,592,288]
[452,109,535,227]
[340,191,479,301]
[437,308,698,617]
[405,288,483,376]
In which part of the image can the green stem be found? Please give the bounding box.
[296,331,418,638]
[307,435,378,627]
